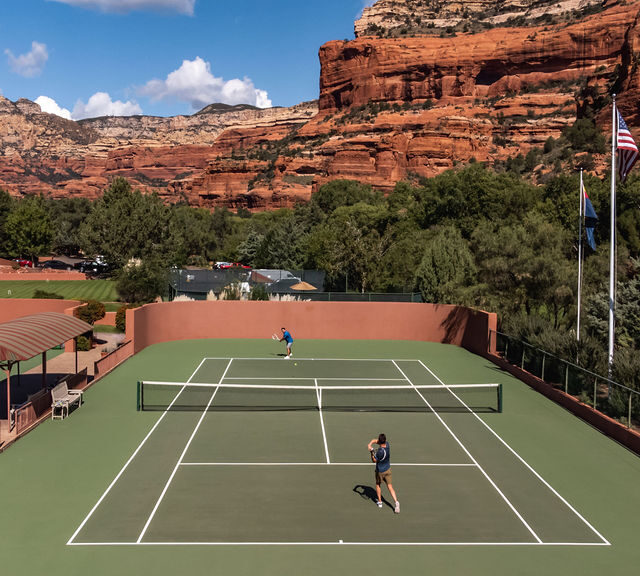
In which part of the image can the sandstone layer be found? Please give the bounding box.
[354,0,605,37]
[1,2,640,209]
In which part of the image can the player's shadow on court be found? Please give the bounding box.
[353,485,394,511]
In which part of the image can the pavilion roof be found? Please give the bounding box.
[0,312,91,363]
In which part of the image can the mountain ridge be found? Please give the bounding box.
[1,1,639,209]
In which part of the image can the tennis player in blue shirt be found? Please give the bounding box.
[368,433,400,513]
[280,327,294,359]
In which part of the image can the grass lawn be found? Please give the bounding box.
[0,280,119,302]
[93,325,124,334]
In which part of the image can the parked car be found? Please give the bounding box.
[216,262,251,270]
[74,260,109,275]
[40,260,73,270]
[14,258,33,268]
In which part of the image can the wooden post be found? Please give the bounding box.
[5,369,11,430]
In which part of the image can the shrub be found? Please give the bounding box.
[76,335,92,351]
[115,304,134,332]
[543,136,555,154]
[33,290,63,299]
[220,283,241,300]
[563,118,606,153]
[76,300,105,325]
[249,283,269,301]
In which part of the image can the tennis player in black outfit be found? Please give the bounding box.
[367,433,400,513]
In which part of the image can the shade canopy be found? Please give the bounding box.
[0,312,92,363]
[290,281,317,291]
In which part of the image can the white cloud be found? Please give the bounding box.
[5,41,49,78]
[72,92,142,119]
[49,0,195,14]
[35,96,72,119]
[140,57,272,111]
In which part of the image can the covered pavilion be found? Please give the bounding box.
[0,312,92,430]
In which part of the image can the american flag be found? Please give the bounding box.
[617,111,638,183]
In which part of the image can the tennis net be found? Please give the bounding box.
[137,381,502,413]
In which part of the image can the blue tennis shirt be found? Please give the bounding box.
[283,330,293,344]
[375,443,390,472]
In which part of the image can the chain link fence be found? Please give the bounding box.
[168,268,421,303]
[491,330,640,430]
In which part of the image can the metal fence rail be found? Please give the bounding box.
[168,268,422,303]
[490,330,639,430]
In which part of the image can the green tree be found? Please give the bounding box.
[562,118,606,153]
[116,259,168,304]
[80,178,168,268]
[471,213,575,326]
[415,163,539,235]
[310,179,380,215]
[4,195,54,262]
[414,226,477,304]
[166,205,218,266]
[48,197,92,256]
[0,189,14,255]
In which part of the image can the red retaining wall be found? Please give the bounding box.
[95,311,116,327]
[94,341,134,377]
[0,299,80,323]
[126,301,496,355]
[486,353,640,456]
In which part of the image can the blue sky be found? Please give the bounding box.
[0,0,374,119]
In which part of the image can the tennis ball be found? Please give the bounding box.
[294,362,297,366]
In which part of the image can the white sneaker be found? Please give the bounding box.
[394,501,400,514]
[284,355,290,359]
[377,501,383,508]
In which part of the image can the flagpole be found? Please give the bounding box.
[608,96,617,378]
[577,168,584,359]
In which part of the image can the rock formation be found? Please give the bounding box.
[1,0,640,209]
[354,0,605,37]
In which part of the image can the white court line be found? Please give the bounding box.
[66,357,210,546]
[315,378,331,464]
[143,382,497,391]
[223,377,406,381]
[418,360,610,546]
[204,357,415,362]
[136,358,234,544]
[392,360,543,544]
[179,462,476,467]
[67,540,610,547]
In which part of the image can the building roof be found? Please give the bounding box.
[0,312,92,363]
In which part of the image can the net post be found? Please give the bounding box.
[498,384,503,413]
[136,381,141,411]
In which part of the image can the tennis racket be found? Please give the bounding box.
[271,333,279,340]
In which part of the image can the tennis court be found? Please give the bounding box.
[69,356,605,547]
[2,339,639,576]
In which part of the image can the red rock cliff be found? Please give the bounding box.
[2,2,640,208]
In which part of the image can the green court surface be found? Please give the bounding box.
[1,339,640,576]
